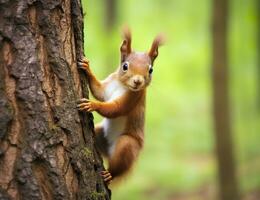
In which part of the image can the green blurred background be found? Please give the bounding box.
[82,0,259,199]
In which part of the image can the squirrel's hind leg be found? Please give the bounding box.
[94,123,109,157]
[94,123,112,184]
[108,135,141,180]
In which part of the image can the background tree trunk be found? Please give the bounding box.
[257,0,260,111]
[212,0,239,200]
[104,0,117,72]
[104,0,117,31]
[0,0,110,199]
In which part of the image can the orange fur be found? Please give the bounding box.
[108,134,141,178]
[148,33,165,64]
[94,90,143,118]
[79,59,105,101]
[78,28,162,182]
[120,26,132,61]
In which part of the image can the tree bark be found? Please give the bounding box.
[212,0,239,200]
[0,0,110,199]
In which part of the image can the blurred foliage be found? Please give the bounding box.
[82,0,259,199]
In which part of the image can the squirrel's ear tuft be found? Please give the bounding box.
[120,26,132,62]
[148,33,165,64]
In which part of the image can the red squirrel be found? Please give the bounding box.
[77,28,163,184]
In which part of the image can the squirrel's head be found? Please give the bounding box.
[117,27,164,92]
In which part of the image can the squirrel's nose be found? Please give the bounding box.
[134,79,142,86]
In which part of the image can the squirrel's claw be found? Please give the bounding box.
[78,58,89,65]
[77,98,96,112]
[77,58,90,72]
[79,57,89,63]
[77,61,88,68]
[77,98,89,104]
[100,170,112,185]
[77,98,89,110]
[77,61,84,66]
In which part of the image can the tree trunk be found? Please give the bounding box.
[212,0,239,200]
[257,0,260,111]
[0,0,110,199]
[104,0,117,72]
[104,0,117,30]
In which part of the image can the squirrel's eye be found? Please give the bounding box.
[122,62,129,71]
[149,65,153,74]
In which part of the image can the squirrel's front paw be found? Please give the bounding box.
[77,98,98,112]
[78,57,90,72]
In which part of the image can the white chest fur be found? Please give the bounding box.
[102,79,127,154]
[104,79,127,101]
